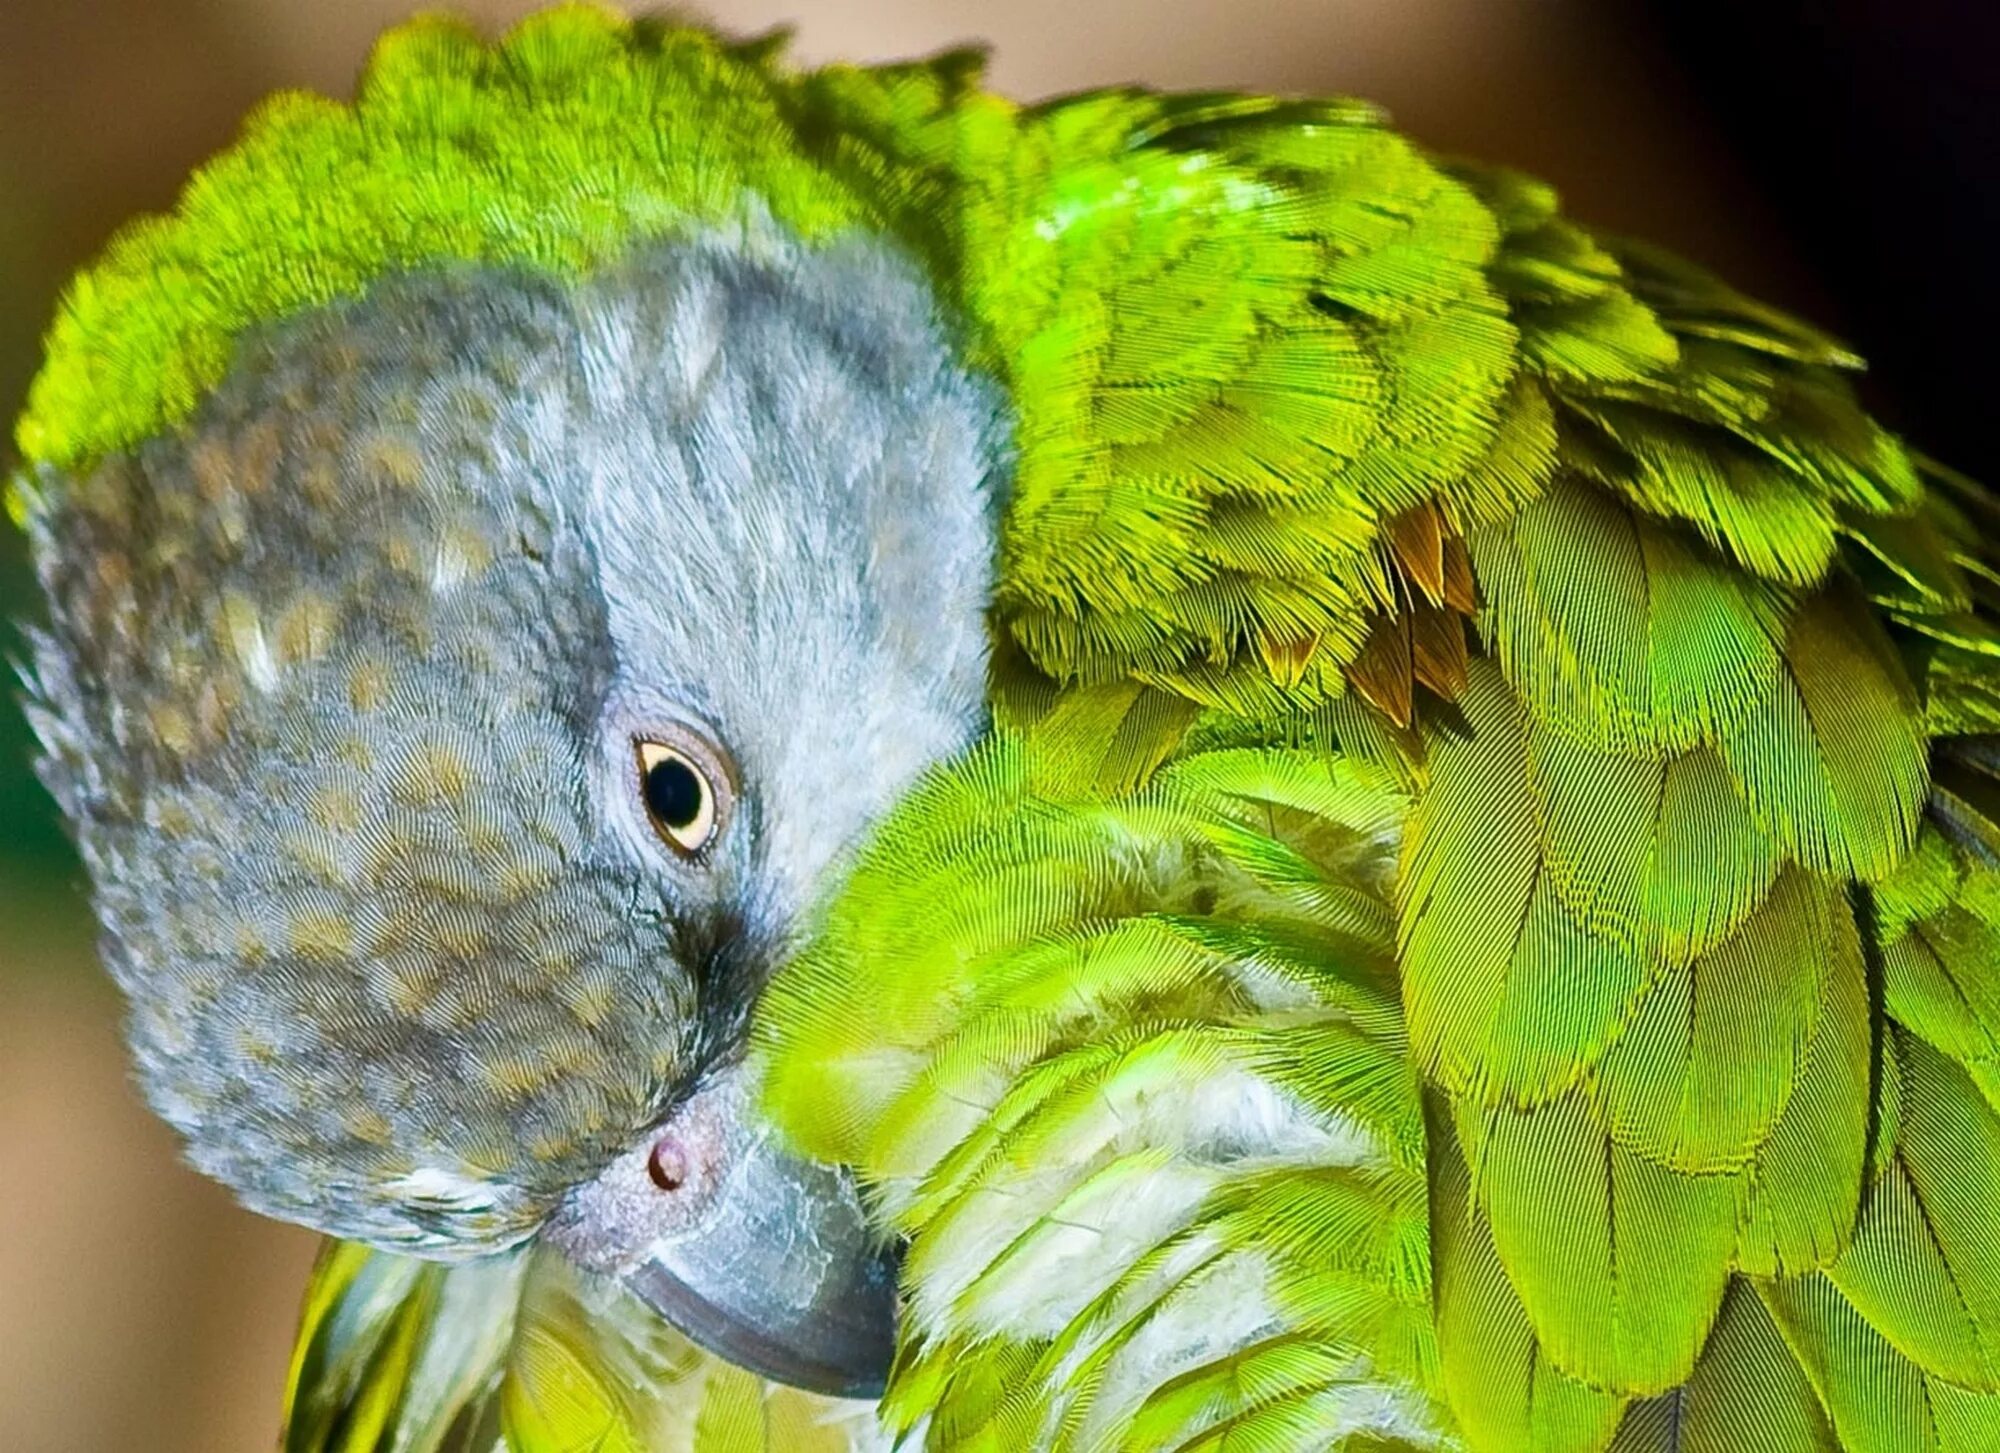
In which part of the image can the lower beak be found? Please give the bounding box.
[542,1061,898,1399]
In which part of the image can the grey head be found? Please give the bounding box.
[21,229,1008,1394]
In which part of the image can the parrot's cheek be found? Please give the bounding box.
[541,1061,899,1398]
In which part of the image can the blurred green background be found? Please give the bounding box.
[0,2,1987,1449]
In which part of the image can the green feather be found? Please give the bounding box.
[1530,728,1780,963]
[1565,404,1844,586]
[280,1242,873,1453]
[1830,1033,2000,1390]
[1729,914,1872,1278]
[1431,1114,1627,1452]
[1757,1271,2000,1453]
[1460,1091,1737,1393]
[1595,869,1849,1175]
[1875,827,1970,947]
[1400,658,1648,1101]
[757,725,1441,1450]
[988,98,1525,707]
[1883,858,2000,1114]
[282,1240,520,1453]
[1470,475,1792,753]
[1845,506,1972,616]
[1606,1283,1838,1452]
[1715,588,1926,880]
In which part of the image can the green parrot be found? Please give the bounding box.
[14,6,2000,1450]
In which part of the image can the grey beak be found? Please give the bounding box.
[542,1063,898,1399]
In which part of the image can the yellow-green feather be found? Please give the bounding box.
[1605,1283,1838,1452]
[1429,1112,1628,1453]
[281,1240,874,1453]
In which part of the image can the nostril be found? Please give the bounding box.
[648,1138,688,1192]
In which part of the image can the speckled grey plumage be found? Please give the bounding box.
[22,230,1009,1252]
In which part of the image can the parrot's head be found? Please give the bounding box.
[20,231,1007,1396]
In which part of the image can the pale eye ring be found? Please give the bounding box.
[633,729,732,857]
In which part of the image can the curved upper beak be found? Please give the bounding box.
[541,1061,898,1399]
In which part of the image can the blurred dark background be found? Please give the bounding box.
[0,2,1990,1448]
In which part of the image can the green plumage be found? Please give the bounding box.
[20,6,2000,1449]
[282,1240,876,1450]
[758,725,1436,1448]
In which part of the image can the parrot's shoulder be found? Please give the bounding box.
[954,89,1526,724]
[956,87,1974,772]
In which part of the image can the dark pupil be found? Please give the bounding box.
[644,757,704,831]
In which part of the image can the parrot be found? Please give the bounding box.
[12,5,2000,1450]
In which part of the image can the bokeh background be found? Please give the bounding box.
[0,2,1990,1448]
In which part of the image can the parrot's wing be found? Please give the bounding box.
[1404,167,2000,1452]
[282,1239,886,1452]
[764,82,2000,1452]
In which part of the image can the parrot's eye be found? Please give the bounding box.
[634,730,730,856]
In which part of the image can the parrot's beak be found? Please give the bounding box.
[541,1061,898,1399]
